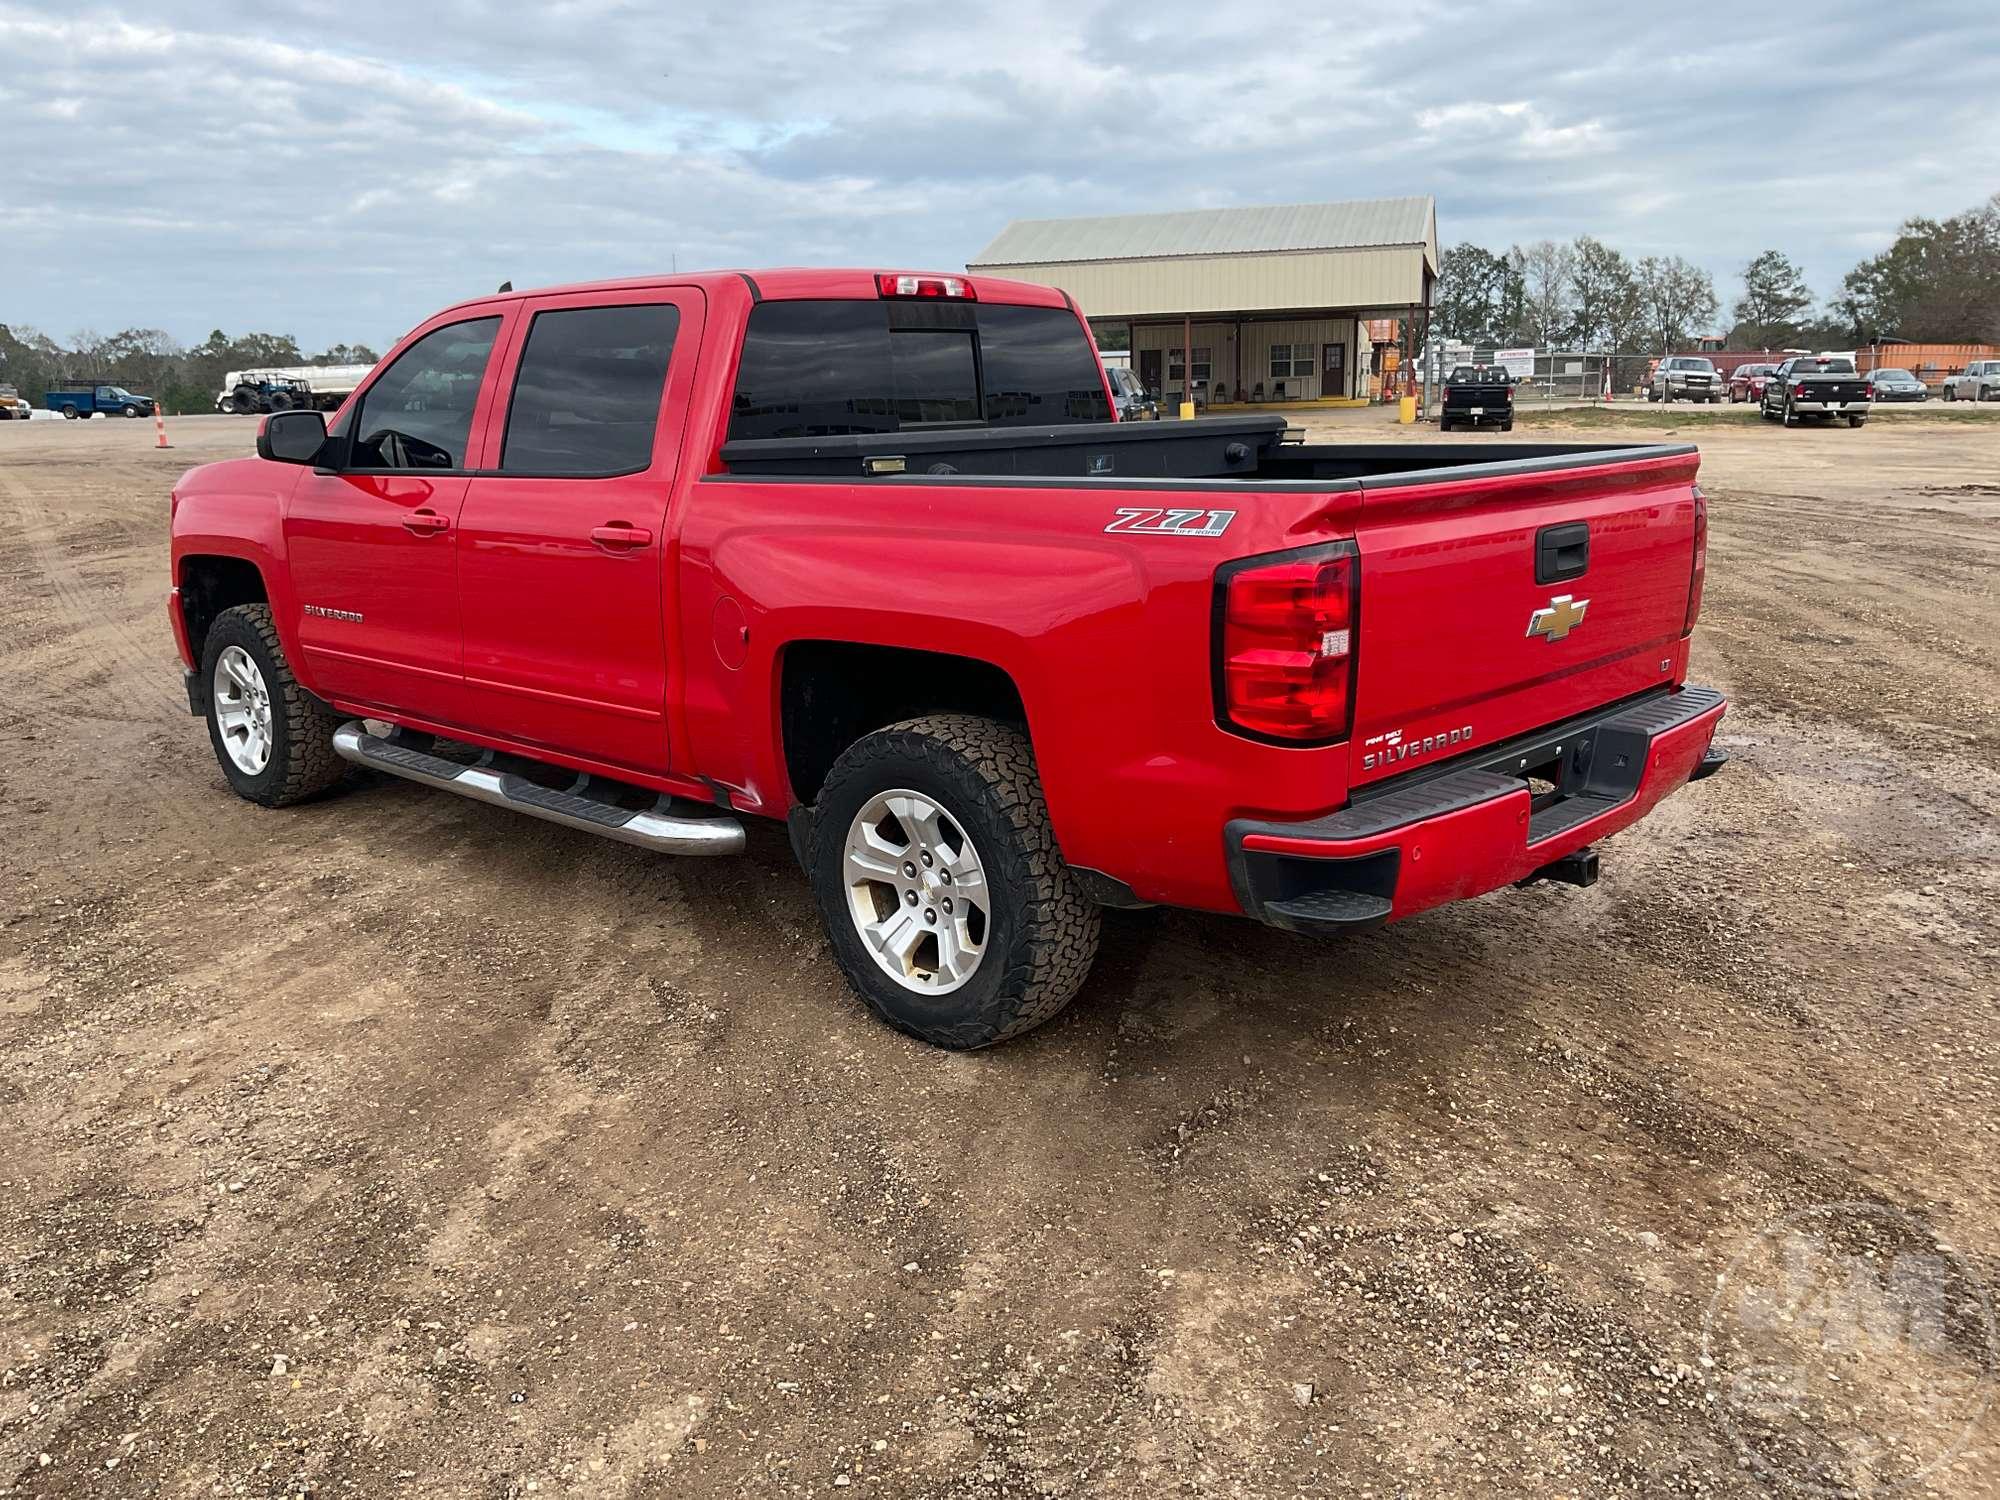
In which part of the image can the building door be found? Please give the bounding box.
[1324,342,1347,399]
[1138,348,1163,400]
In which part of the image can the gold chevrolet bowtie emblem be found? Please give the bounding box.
[1527,594,1589,642]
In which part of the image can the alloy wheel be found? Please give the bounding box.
[843,789,990,995]
[213,645,274,775]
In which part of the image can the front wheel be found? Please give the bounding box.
[809,715,1101,1050]
[122,404,142,417]
[201,603,346,807]
[1982,387,1995,402]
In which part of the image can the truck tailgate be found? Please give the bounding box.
[1348,449,1699,787]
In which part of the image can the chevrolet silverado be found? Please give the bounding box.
[168,269,1726,1049]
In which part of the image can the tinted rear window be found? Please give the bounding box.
[728,299,1108,440]
[501,303,679,475]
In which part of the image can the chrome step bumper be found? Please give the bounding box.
[332,722,745,857]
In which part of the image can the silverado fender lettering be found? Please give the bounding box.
[169,265,1727,1052]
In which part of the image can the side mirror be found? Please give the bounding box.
[258,409,327,465]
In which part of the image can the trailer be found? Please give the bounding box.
[215,363,374,414]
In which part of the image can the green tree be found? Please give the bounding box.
[1731,251,1813,350]
[1568,236,1643,350]
[1434,242,1522,346]
[1839,194,2000,341]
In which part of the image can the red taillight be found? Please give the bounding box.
[1685,485,1707,634]
[1793,382,1809,398]
[1217,548,1357,742]
[877,273,977,300]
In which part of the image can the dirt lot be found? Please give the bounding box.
[2,411,1996,1498]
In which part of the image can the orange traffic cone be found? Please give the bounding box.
[153,402,171,449]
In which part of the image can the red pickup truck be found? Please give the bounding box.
[169,268,1726,1048]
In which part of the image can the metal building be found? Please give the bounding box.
[968,197,1437,408]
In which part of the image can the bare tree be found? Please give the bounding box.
[1519,240,1577,348]
[1636,256,1719,354]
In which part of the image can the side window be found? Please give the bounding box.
[349,316,501,470]
[501,303,680,476]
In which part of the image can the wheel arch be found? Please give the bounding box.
[777,639,1030,808]
[176,553,271,663]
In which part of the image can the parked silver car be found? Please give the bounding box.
[1865,367,1927,403]
[1648,356,1723,403]
[1942,360,2000,402]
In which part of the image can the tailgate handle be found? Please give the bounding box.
[1535,522,1590,584]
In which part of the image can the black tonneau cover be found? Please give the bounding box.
[720,414,1289,480]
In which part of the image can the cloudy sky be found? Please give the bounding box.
[2,1,1996,352]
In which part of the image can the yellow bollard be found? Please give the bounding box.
[1178,401,1197,421]
[1397,395,1417,425]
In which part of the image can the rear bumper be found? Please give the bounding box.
[1793,400,1869,414]
[1226,685,1727,934]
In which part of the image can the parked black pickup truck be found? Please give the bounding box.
[1439,365,1514,432]
[1760,355,1871,428]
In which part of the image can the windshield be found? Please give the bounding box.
[1874,368,1912,380]
[1668,358,1715,372]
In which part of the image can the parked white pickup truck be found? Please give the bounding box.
[1942,360,2000,402]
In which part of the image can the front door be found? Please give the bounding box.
[454,289,699,775]
[284,313,507,723]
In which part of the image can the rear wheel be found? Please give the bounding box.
[1783,400,1799,427]
[809,715,1100,1050]
[1847,415,1866,428]
[1944,386,1956,402]
[200,604,346,808]
[61,407,77,420]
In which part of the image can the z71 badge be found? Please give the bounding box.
[1104,507,1236,538]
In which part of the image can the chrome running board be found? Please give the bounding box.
[332,722,745,857]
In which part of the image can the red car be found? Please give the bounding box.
[1729,362,1779,403]
[168,269,1725,1048]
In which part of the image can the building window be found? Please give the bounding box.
[1167,347,1211,384]
[1269,343,1312,379]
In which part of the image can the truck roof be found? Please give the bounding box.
[428,268,1075,322]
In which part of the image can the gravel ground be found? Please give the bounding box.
[1,412,1995,1498]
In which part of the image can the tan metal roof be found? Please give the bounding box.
[972,197,1436,267]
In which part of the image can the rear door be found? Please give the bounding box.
[454,287,700,774]
[1348,452,1699,787]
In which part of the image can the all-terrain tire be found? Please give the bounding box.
[200,603,346,807]
[808,714,1101,1050]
